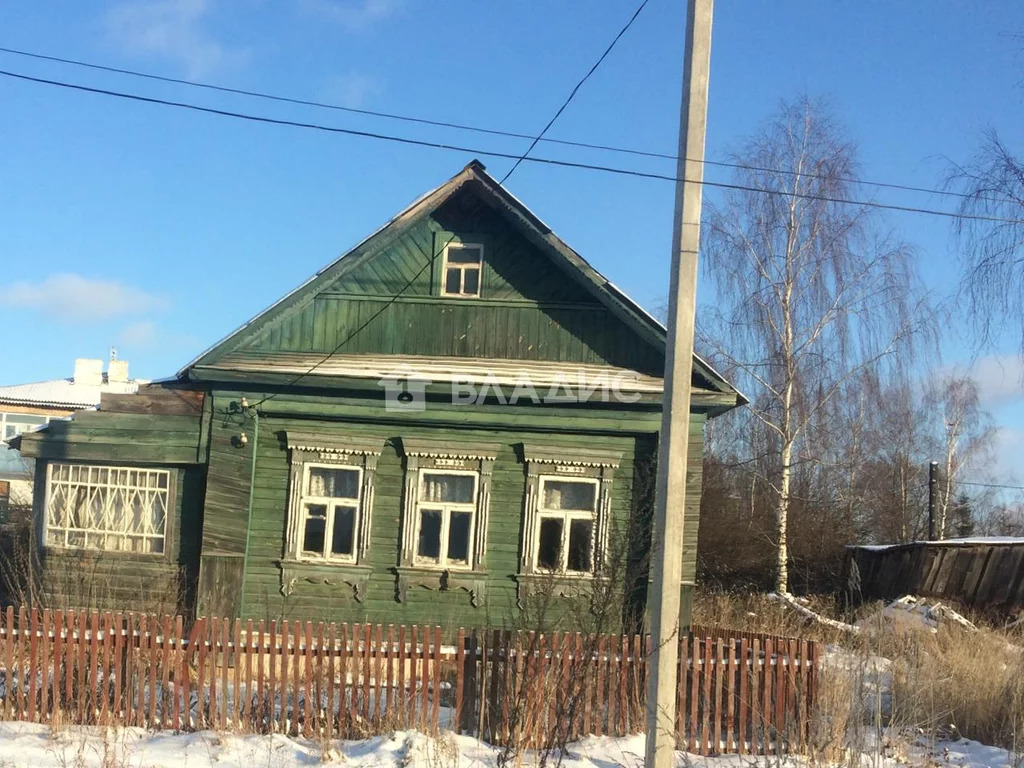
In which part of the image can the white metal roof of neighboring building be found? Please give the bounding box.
[0,377,144,409]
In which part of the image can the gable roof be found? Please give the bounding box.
[179,160,741,402]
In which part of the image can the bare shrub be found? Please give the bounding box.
[495,453,655,768]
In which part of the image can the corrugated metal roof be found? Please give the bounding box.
[0,377,144,408]
[199,352,669,393]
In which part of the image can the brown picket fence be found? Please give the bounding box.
[0,606,816,754]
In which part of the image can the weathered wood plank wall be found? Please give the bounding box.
[844,541,1024,615]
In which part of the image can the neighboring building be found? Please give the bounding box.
[0,358,142,519]
[15,162,743,627]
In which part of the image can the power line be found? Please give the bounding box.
[960,480,1024,493]
[0,44,1013,207]
[4,67,1024,227]
[249,0,649,404]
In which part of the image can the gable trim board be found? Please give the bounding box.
[179,160,743,407]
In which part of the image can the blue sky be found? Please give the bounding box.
[1,0,1022,484]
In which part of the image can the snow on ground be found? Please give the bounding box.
[0,724,1015,768]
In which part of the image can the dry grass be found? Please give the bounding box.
[694,589,1024,757]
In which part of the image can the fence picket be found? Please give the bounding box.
[393,624,403,730]
[738,637,748,755]
[326,622,337,740]
[689,635,699,753]
[53,610,64,724]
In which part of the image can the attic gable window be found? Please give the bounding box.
[441,243,483,297]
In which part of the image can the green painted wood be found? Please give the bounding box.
[208,402,705,629]
[201,186,663,374]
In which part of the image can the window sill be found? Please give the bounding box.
[393,565,487,607]
[277,559,372,602]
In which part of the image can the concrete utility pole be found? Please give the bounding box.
[644,2,714,768]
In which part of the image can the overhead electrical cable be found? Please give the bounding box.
[0,44,1013,206]
[246,0,650,404]
[3,68,1023,226]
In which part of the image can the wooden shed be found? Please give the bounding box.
[14,161,743,629]
[843,538,1024,616]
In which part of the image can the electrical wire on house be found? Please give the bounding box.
[0,44,1011,207]
[2,68,1022,227]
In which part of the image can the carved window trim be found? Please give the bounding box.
[519,444,620,579]
[279,433,382,601]
[395,439,497,605]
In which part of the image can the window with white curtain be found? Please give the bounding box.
[414,470,478,568]
[296,463,363,562]
[45,463,170,554]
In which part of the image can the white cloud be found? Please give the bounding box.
[0,273,169,322]
[104,0,247,78]
[990,426,1024,484]
[297,0,401,30]
[118,320,159,348]
[117,320,199,353]
[968,354,1024,407]
[323,72,381,109]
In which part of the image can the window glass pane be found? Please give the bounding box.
[463,268,480,296]
[418,509,442,560]
[307,467,359,499]
[448,511,471,565]
[445,268,462,294]
[537,517,563,571]
[3,414,47,439]
[542,480,596,511]
[302,504,327,555]
[331,505,357,557]
[5,414,47,427]
[447,245,482,265]
[421,473,475,504]
[567,519,594,572]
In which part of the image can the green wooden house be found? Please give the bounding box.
[15,161,742,629]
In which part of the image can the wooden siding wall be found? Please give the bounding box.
[213,188,663,375]
[201,390,705,629]
[845,542,1024,616]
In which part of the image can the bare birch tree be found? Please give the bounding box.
[946,131,1024,351]
[923,373,997,538]
[699,98,932,594]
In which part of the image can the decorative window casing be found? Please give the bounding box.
[396,439,497,605]
[280,432,382,601]
[518,444,620,602]
[44,463,171,554]
[441,243,483,298]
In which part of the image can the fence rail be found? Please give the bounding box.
[0,606,816,755]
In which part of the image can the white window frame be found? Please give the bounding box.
[294,462,364,564]
[1,412,50,443]
[413,468,479,569]
[534,476,600,575]
[284,434,381,569]
[44,462,171,555]
[440,242,484,298]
